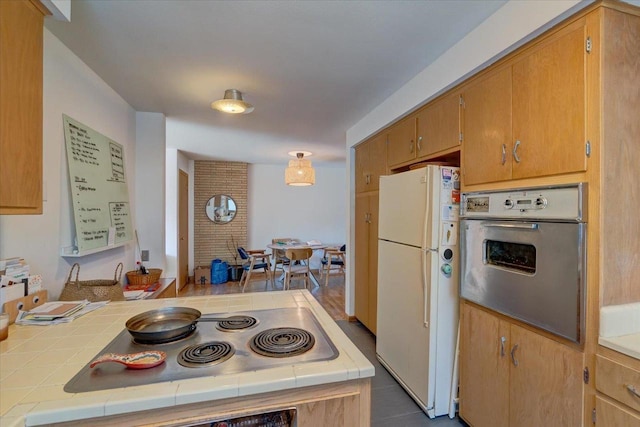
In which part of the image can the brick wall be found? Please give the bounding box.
[194,161,247,268]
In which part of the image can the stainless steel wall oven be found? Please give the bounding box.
[460,184,587,343]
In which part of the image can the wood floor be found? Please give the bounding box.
[178,269,347,321]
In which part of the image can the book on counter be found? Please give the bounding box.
[27,301,86,319]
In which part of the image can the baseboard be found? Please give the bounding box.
[348,315,358,322]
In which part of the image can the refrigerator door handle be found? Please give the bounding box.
[422,248,436,327]
[421,168,435,328]
[422,248,429,327]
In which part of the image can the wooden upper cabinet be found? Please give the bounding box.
[355,133,387,193]
[0,0,46,214]
[462,67,513,186]
[416,92,461,159]
[387,115,416,168]
[462,19,588,186]
[511,20,587,180]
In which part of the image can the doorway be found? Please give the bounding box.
[178,169,189,291]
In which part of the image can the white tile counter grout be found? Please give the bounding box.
[0,290,374,427]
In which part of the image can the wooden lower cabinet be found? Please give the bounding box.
[354,192,378,334]
[595,353,640,426]
[52,379,371,426]
[459,302,509,426]
[596,397,640,427]
[459,303,584,427]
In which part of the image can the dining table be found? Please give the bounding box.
[266,241,329,288]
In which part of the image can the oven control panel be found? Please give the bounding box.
[503,196,547,210]
[461,183,587,221]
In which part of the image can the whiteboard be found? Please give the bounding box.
[63,115,133,254]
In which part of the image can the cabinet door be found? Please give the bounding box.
[509,325,583,427]
[355,134,387,193]
[416,92,461,159]
[367,134,387,191]
[354,193,371,327]
[367,192,379,335]
[0,0,44,214]
[596,397,640,427]
[459,303,509,427]
[512,21,587,180]
[354,142,370,193]
[387,116,416,168]
[462,67,513,185]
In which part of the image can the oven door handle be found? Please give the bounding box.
[484,223,539,230]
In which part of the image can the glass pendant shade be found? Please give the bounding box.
[285,153,315,186]
[211,89,254,114]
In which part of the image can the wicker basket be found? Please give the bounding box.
[126,268,162,288]
[59,263,125,302]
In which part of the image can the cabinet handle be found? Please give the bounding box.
[501,144,507,165]
[500,336,506,357]
[365,174,370,185]
[417,136,423,152]
[627,384,640,399]
[409,139,415,153]
[510,344,519,366]
[513,140,521,163]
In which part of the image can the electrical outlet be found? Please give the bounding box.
[141,250,149,262]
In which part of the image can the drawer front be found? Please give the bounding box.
[596,355,640,412]
[596,396,640,426]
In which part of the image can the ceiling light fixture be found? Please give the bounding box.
[285,151,315,186]
[210,89,254,114]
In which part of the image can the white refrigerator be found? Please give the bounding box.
[376,165,460,418]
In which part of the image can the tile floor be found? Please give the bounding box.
[336,320,468,427]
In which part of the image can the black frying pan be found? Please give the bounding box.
[125,307,229,343]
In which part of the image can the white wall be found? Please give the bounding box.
[135,112,167,272]
[247,164,347,269]
[343,0,589,316]
[0,29,137,300]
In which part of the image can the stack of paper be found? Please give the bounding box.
[123,290,152,300]
[15,300,109,325]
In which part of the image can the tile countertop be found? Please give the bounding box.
[0,290,374,427]
[599,302,640,360]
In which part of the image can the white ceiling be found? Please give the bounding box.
[45,0,510,165]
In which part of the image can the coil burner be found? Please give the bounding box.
[250,327,315,358]
[178,341,235,368]
[215,315,258,332]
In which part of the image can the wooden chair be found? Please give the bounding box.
[283,247,313,290]
[271,238,292,273]
[237,247,273,292]
[319,244,346,286]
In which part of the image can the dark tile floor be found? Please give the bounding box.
[336,320,468,427]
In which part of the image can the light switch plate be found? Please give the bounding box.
[141,250,149,262]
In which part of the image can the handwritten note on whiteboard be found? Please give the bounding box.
[63,115,133,254]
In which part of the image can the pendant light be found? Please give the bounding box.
[210,89,254,114]
[285,152,315,186]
